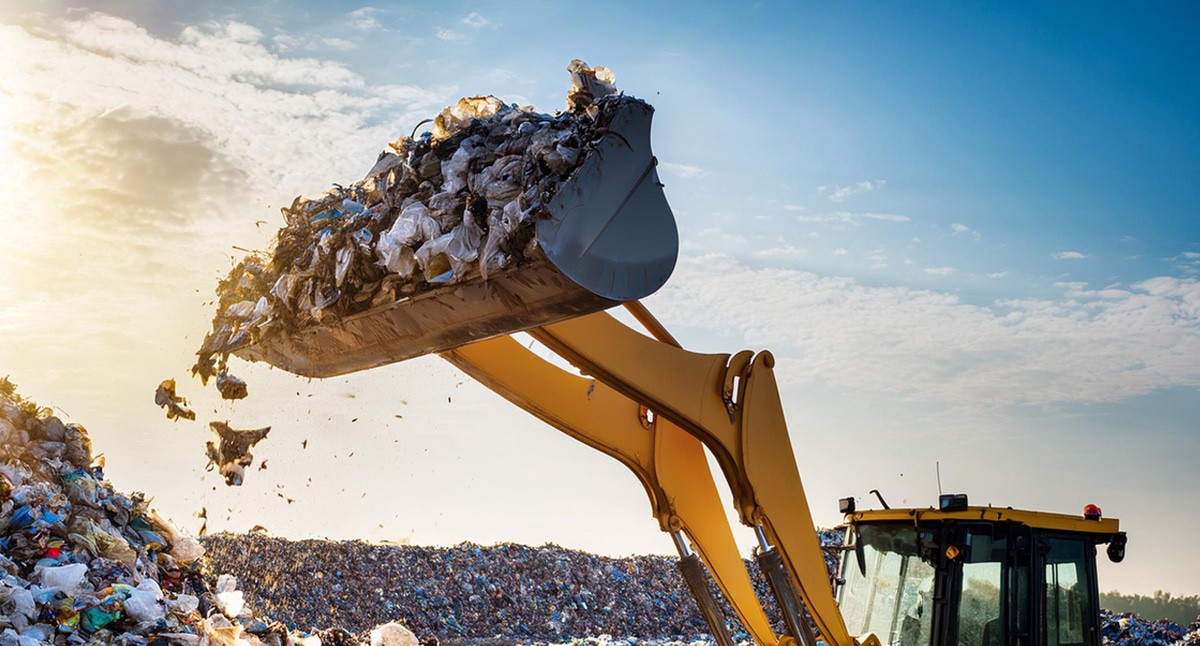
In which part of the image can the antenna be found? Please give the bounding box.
[936,461,943,496]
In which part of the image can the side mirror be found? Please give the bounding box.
[1107,532,1127,563]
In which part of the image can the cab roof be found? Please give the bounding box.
[844,505,1120,536]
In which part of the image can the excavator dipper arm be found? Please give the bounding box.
[530,310,855,646]
[441,335,778,646]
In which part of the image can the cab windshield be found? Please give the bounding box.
[838,524,938,646]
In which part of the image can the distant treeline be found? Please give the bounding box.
[1102,590,1200,626]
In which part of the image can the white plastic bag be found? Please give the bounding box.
[480,201,525,279]
[369,622,418,646]
[377,203,440,277]
[124,580,166,623]
[566,59,617,112]
[39,563,87,595]
[171,535,205,565]
[432,97,505,140]
[441,135,485,193]
[415,211,485,281]
[215,574,245,617]
[168,594,200,615]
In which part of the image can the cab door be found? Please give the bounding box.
[1034,533,1100,646]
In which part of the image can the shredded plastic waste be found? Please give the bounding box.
[204,421,271,487]
[153,379,195,421]
[192,60,639,382]
[1100,609,1200,645]
[200,530,851,643]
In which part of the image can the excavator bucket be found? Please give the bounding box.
[232,101,678,377]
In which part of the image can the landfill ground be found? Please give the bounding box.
[201,533,1200,646]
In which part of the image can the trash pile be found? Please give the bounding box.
[1101,610,1200,646]
[0,378,421,645]
[201,530,849,643]
[192,60,628,384]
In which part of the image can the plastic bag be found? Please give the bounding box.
[171,535,204,565]
[370,622,419,646]
[0,584,35,630]
[415,211,485,282]
[214,574,245,617]
[39,563,87,595]
[441,135,485,194]
[377,203,440,277]
[566,59,617,112]
[432,97,506,140]
[472,155,523,210]
[335,245,355,287]
[169,593,200,615]
[481,201,525,279]
[123,579,166,623]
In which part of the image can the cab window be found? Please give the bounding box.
[1043,537,1091,646]
[838,524,938,646]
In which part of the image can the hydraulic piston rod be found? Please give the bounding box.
[755,527,818,646]
[672,531,736,646]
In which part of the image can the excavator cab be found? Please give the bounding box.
[836,497,1127,646]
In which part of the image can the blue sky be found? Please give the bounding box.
[0,1,1197,598]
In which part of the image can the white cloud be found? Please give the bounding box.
[833,248,848,256]
[461,12,493,29]
[951,222,981,240]
[819,179,884,203]
[660,162,710,179]
[925,267,956,276]
[987,272,1009,279]
[755,245,807,259]
[796,211,910,224]
[648,255,1200,406]
[322,37,358,51]
[1172,251,1200,275]
[0,11,457,338]
[437,29,463,41]
[58,14,365,90]
[1053,251,1088,260]
[348,8,381,32]
[782,204,804,212]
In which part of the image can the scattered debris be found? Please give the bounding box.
[153,379,195,421]
[217,369,249,400]
[204,421,271,487]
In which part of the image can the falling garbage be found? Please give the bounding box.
[205,421,271,487]
[153,379,196,421]
[192,60,633,382]
[216,369,249,401]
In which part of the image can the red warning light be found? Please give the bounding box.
[1083,504,1102,520]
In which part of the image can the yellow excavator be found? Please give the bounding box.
[230,101,1127,646]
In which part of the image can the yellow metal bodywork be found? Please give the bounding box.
[846,506,1120,535]
[527,311,855,646]
[440,336,778,646]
